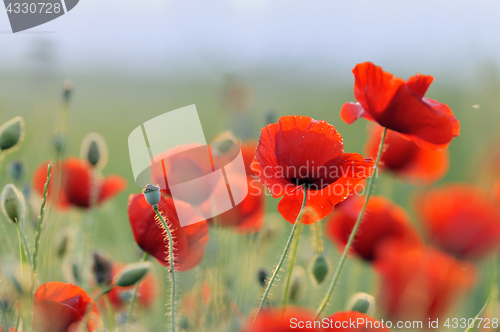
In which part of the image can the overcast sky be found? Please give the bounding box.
[1,0,499,80]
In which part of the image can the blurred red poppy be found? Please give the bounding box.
[375,241,475,321]
[33,157,127,209]
[33,282,100,332]
[341,62,459,150]
[365,124,449,184]
[326,195,421,261]
[0,327,16,332]
[209,141,265,233]
[127,194,209,271]
[417,185,500,260]
[252,115,374,224]
[182,281,211,319]
[242,307,321,332]
[324,311,390,331]
[105,262,157,310]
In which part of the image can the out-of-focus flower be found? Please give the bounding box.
[33,282,100,332]
[33,157,127,209]
[365,124,449,184]
[106,262,157,310]
[417,184,500,260]
[326,195,421,261]
[252,115,374,224]
[324,311,390,331]
[210,140,265,233]
[341,62,459,150]
[375,241,475,321]
[127,194,209,271]
[242,307,321,332]
[182,281,211,319]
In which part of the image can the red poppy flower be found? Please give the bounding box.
[341,62,459,150]
[33,282,100,332]
[242,307,322,332]
[252,116,374,224]
[417,184,500,260]
[324,311,391,331]
[105,262,157,310]
[326,195,421,261]
[33,157,127,209]
[365,124,449,184]
[127,194,209,271]
[0,327,16,332]
[375,241,475,321]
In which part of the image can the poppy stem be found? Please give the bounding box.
[0,300,8,331]
[153,206,177,332]
[126,251,149,330]
[32,163,52,276]
[281,220,304,311]
[254,185,308,323]
[315,127,387,318]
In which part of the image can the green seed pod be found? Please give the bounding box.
[80,132,108,169]
[63,79,74,103]
[7,160,25,182]
[257,268,267,288]
[0,184,25,223]
[0,116,25,152]
[142,184,161,207]
[346,292,376,315]
[308,253,330,286]
[115,262,152,287]
[92,250,114,285]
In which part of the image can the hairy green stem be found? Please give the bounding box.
[254,185,308,323]
[153,206,176,332]
[126,252,149,330]
[281,221,304,310]
[315,127,387,318]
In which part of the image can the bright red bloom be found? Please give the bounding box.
[252,116,374,224]
[33,282,100,332]
[127,194,209,271]
[375,241,475,321]
[417,184,500,260]
[105,262,157,310]
[326,195,421,261]
[33,157,127,209]
[324,311,391,331]
[341,62,459,150]
[365,124,449,184]
[209,141,265,233]
[242,307,321,332]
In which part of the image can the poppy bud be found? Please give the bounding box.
[63,79,74,103]
[289,266,305,303]
[346,292,375,315]
[56,233,68,258]
[308,253,330,286]
[0,184,25,223]
[264,109,277,126]
[0,116,25,152]
[80,132,108,169]
[92,250,114,285]
[53,133,66,154]
[257,268,267,288]
[142,184,161,207]
[7,160,25,182]
[115,262,152,287]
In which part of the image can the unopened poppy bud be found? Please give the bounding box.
[346,292,375,315]
[7,160,25,182]
[56,234,68,258]
[92,250,114,285]
[264,109,277,126]
[0,116,25,152]
[308,253,330,286]
[0,184,25,223]
[142,184,161,207]
[289,266,305,303]
[115,262,152,287]
[81,132,108,168]
[63,79,74,103]
[53,133,66,154]
[257,268,267,288]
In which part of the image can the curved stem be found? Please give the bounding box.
[153,206,176,332]
[254,185,308,323]
[315,127,387,318]
[126,252,149,330]
[281,221,304,311]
